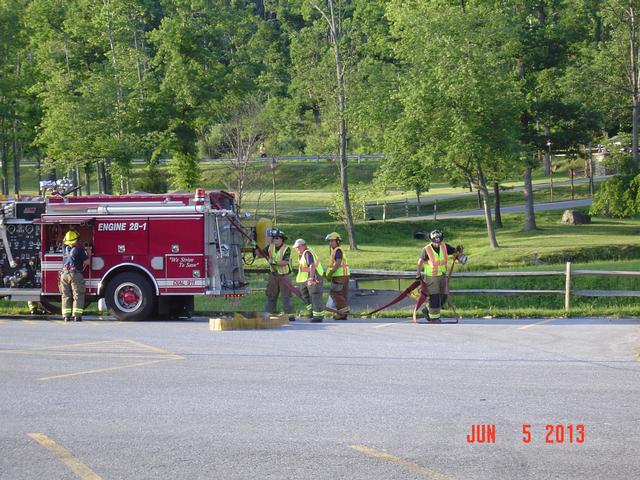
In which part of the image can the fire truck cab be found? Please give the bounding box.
[0,189,247,321]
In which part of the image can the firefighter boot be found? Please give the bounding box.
[311,316,324,323]
[420,307,441,324]
[298,305,313,321]
[73,316,82,322]
[63,316,71,323]
[288,315,296,322]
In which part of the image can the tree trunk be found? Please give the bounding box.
[84,164,91,195]
[416,190,421,216]
[1,135,8,195]
[331,2,357,249]
[96,162,102,194]
[631,3,639,169]
[543,124,551,174]
[633,94,639,168]
[523,166,537,231]
[105,159,113,194]
[493,182,502,228]
[570,168,575,199]
[310,0,357,249]
[588,141,594,196]
[36,157,42,189]
[99,161,109,194]
[12,119,19,194]
[478,166,498,248]
[74,168,81,196]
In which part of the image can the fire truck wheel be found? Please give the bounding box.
[105,272,156,321]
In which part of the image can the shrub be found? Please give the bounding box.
[590,173,640,218]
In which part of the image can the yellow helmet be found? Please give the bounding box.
[63,230,80,246]
[325,232,341,242]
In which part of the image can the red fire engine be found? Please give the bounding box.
[0,187,249,321]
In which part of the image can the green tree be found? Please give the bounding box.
[511,0,602,230]
[375,154,431,215]
[0,0,36,194]
[388,0,522,248]
[27,0,160,193]
[597,0,640,167]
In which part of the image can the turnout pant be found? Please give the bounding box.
[59,270,86,317]
[265,273,294,314]
[421,275,447,320]
[299,279,324,318]
[328,276,350,318]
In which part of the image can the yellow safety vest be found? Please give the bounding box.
[296,248,324,283]
[423,243,448,276]
[329,247,350,277]
[268,243,291,275]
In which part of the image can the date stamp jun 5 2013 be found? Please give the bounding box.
[466,424,586,444]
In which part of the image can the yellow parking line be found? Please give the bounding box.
[22,320,35,324]
[38,357,180,381]
[0,320,7,324]
[0,350,173,359]
[350,444,454,480]
[34,340,116,350]
[518,318,556,330]
[124,339,183,357]
[28,433,102,480]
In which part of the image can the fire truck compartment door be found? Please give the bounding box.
[164,254,205,292]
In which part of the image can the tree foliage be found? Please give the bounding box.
[0,0,638,228]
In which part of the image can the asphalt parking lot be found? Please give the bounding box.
[1,316,639,480]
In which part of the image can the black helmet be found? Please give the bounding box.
[271,229,287,241]
[429,229,443,243]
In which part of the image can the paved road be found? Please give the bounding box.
[1,316,638,480]
[387,198,592,222]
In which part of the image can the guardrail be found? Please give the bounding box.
[351,263,640,312]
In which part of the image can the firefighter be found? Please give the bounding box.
[265,229,295,321]
[415,229,462,323]
[324,231,350,320]
[59,230,89,322]
[293,238,325,322]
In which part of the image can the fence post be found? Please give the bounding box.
[405,198,409,217]
[564,261,572,312]
[362,201,367,221]
[383,203,387,222]
[433,199,437,222]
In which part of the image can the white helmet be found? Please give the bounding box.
[293,238,306,248]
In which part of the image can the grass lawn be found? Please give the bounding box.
[249,183,598,224]
[269,210,640,271]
